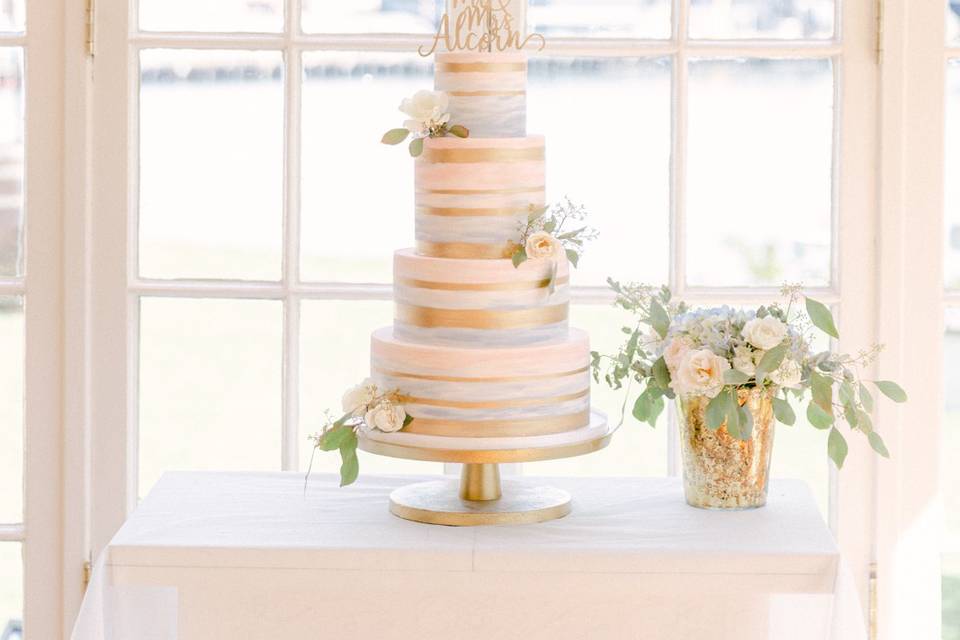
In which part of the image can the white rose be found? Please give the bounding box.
[742,316,787,351]
[769,358,803,388]
[399,90,450,131]
[662,336,692,375]
[671,349,730,398]
[732,345,757,377]
[342,377,378,415]
[364,402,407,433]
[525,231,559,260]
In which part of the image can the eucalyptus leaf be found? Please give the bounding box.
[723,369,751,385]
[827,427,848,469]
[859,383,874,412]
[724,390,742,440]
[805,297,840,339]
[319,424,354,451]
[705,393,727,430]
[448,124,469,138]
[403,414,414,428]
[565,249,580,267]
[528,206,549,223]
[408,136,424,157]
[647,395,665,427]
[737,404,754,441]
[754,342,788,383]
[843,401,859,430]
[381,128,410,145]
[807,401,834,429]
[857,409,873,433]
[338,431,359,486]
[810,371,833,412]
[648,299,671,339]
[511,247,527,268]
[772,397,796,426]
[873,380,908,403]
[652,356,671,390]
[868,431,890,458]
[632,390,652,422]
[543,220,556,233]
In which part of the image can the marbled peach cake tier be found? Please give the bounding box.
[370,327,591,439]
[435,51,526,138]
[415,135,545,259]
[393,249,569,347]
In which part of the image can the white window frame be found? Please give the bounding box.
[56,0,947,639]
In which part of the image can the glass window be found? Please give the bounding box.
[529,57,671,286]
[138,297,283,496]
[689,0,835,40]
[0,543,22,636]
[949,0,960,43]
[301,0,442,34]
[0,48,23,278]
[0,1,24,32]
[139,0,283,33]
[139,49,284,281]
[946,62,960,288]
[0,296,22,524]
[945,310,960,639]
[527,0,671,39]
[686,58,834,287]
[300,51,432,283]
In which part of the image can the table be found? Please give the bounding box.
[71,471,865,640]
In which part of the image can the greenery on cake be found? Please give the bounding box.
[591,282,907,469]
[381,90,469,157]
[511,198,598,272]
[308,378,413,487]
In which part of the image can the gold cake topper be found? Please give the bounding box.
[419,0,546,57]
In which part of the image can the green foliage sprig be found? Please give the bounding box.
[381,122,469,157]
[591,282,907,469]
[511,197,598,269]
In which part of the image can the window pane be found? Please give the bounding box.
[945,309,960,639]
[686,59,833,287]
[0,296,22,523]
[535,303,668,477]
[302,0,442,34]
[299,300,438,475]
[530,57,670,286]
[0,48,23,278]
[301,52,431,283]
[139,0,283,33]
[946,62,960,288]
[0,1,24,32]
[528,0,670,39]
[139,50,284,281]
[139,298,282,497]
[689,0,834,39]
[0,543,22,636]
[949,1,960,43]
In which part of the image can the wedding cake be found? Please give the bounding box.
[363,50,608,452]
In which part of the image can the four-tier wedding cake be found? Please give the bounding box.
[363,49,608,453]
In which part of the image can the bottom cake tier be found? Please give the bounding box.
[370,326,592,439]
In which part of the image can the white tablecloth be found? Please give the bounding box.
[71,472,865,640]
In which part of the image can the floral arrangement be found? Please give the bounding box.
[591,282,907,469]
[381,90,469,157]
[512,197,598,270]
[308,378,412,487]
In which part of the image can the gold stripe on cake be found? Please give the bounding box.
[402,409,590,437]
[400,389,588,410]
[416,185,544,196]
[420,147,544,164]
[436,62,526,73]
[395,275,569,291]
[416,206,534,218]
[373,365,590,384]
[416,240,516,259]
[448,90,526,97]
[396,302,568,330]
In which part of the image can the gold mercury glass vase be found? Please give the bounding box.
[677,387,776,509]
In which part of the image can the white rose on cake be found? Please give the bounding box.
[364,402,407,433]
[525,231,559,260]
[342,377,378,416]
[671,348,730,398]
[399,90,450,134]
[769,358,803,388]
[742,316,787,350]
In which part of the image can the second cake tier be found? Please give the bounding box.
[371,326,591,439]
[393,248,569,347]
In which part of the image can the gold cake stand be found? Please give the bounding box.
[359,412,614,526]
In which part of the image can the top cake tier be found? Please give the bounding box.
[435,51,526,138]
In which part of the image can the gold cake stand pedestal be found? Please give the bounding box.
[358,412,613,526]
